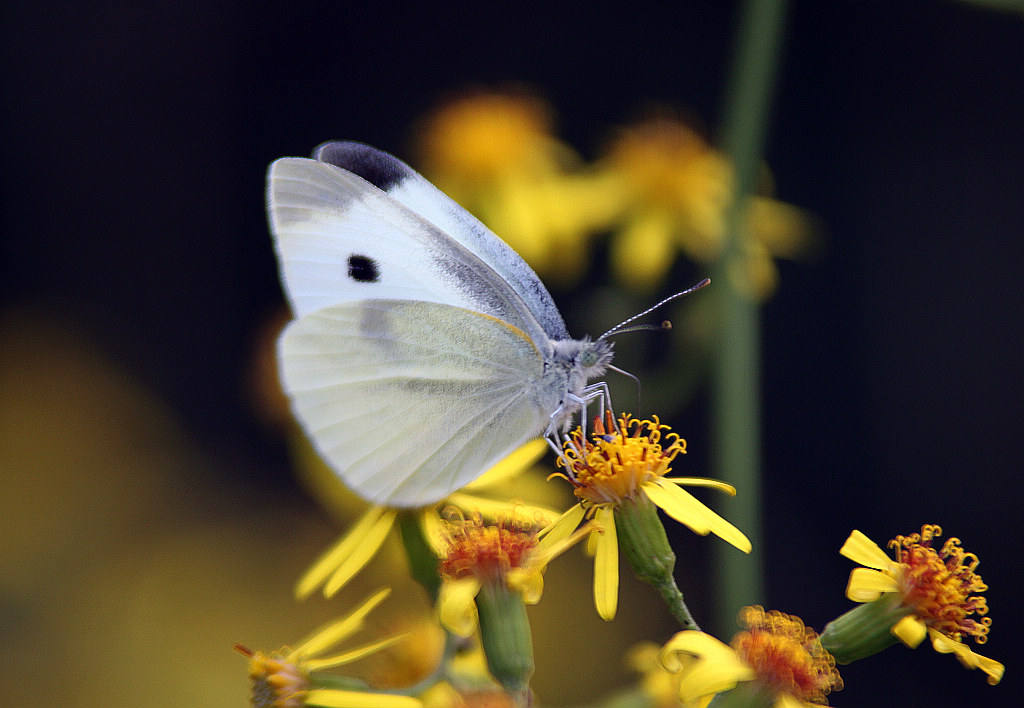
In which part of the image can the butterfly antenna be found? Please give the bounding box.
[599,278,711,340]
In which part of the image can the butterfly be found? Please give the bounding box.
[268,141,619,507]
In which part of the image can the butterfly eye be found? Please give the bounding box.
[579,347,599,368]
[347,254,380,283]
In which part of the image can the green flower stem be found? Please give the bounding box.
[475,582,534,703]
[396,510,441,602]
[819,593,912,664]
[616,495,699,630]
[711,0,789,633]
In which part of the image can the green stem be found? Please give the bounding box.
[711,0,789,632]
[396,510,441,603]
[615,495,699,630]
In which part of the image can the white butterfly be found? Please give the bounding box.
[267,141,614,507]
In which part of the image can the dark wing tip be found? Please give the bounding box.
[313,141,410,192]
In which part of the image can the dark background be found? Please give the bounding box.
[2,1,1021,705]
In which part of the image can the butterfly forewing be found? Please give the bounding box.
[269,156,551,345]
[314,141,571,341]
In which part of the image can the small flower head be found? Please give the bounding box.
[662,607,842,708]
[434,510,590,698]
[829,525,1003,684]
[556,413,686,505]
[730,607,843,706]
[438,511,541,586]
[546,414,750,621]
[412,90,613,285]
[239,645,307,708]
[888,524,991,644]
[599,114,814,297]
[238,589,421,708]
[415,89,558,182]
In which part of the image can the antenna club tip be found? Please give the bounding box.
[661,320,672,330]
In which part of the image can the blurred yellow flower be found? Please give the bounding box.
[435,510,591,637]
[627,641,711,708]
[661,607,842,708]
[838,525,1003,684]
[239,589,421,708]
[600,116,814,298]
[413,90,616,285]
[296,440,559,600]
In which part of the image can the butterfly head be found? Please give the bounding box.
[579,337,614,378]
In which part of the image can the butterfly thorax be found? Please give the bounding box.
[532,337,614,431]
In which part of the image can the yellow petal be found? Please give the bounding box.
[295,506,396,600]
[304,634,405,671]
[644,479,751,552]
[891,614,927,648]
[610,209,677,292]
[663,477,737,496]
[418,507,447,555]
[536,518,594,563]
[291,588,391,659]
[324,509,400,597]
[446,491,559,526]
[507,567,545,604]
[304,689,422,708]
[537,503,585,546]
[774,693,819,708]
[660,631,755,704]
[846,567,900,603]
[928,628,1004,684]
[839,530,895,571]
[438,577,481,637]
[593,506,619,621]
[463,438,547,490]
[641,479,710,534]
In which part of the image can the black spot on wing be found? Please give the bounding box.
[347,254,380,283]
[313,141,409,192]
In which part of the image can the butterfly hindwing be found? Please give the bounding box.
[279,299,547,506]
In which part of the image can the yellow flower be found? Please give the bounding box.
[600,116,814,298]
[836,524,1003,684]
[434,510,591,698]
[413,89,614,285]
[296,440,558,600]
[627,641,712,708]
[544,414,750,620]
[434,510,590,637]
[238,589,421,708]
[661,607,842,708]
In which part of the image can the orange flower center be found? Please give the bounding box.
[438,513,539,583]
[731,607,842,705]
[554,414,685,505]
[889,524,992,643]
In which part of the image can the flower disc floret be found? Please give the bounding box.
[555,414,686,504]
[438,511,540,584]
[731,606,842,705]
[889,524,991,644]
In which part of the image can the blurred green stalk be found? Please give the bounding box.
[711,0,788,633]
